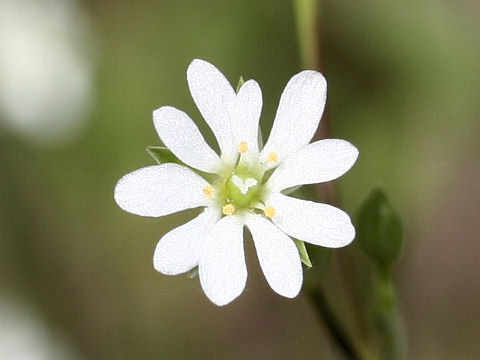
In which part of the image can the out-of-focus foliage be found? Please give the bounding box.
[1,0,479,359]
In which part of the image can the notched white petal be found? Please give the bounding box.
[261,70,327,167]
[267,139,359,192]
[153,209,220,275]
[199,215,247,306]
[246,214,302,298]
[187,59,236,159]
[153,106,221,173]
[267,193,355,248]
[114,164,209,217]
[234,79,262,154]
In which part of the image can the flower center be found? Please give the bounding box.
[225,171,260,207]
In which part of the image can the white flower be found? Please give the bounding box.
[114,59,359,306]
[0,0,97,145]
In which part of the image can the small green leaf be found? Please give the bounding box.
[146,146,182,165]
[356,188,404,269]
[294,239,312,267]
[236,76,245,93]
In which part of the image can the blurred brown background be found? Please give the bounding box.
[0,0,479,359]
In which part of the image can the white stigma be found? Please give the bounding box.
[231,175,258,195]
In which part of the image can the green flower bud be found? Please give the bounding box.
[356,188,404,269]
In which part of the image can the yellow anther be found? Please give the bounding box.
[267,151,278,163]
[222,204,235,216]
[264,205,276,219]
[203,185,214,196]
[238,141,248,154]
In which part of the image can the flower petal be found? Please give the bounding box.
[199,215,247,306]
[245,214,302,298]
[260,70,327,168]
[266,193,355,248]
[153,106,222,173]
[234,79,262,155]
[266,139,359,192]
[187,59,236,159]
[114,164,209,217]
[153,208,220,275]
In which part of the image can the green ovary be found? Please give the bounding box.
[225,171,261,207]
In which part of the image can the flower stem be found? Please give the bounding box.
[294,0,321,70]
[294,0,334,204]
[373,269,407,360]
[307,285,360,360]
[294,2,377,359]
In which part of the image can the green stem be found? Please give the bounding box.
[307,286,360,360]
[295,3,380,360]
[294,0,333,204]
[373,269,406,360]
[294,2,358,358]
[294,0,321,70]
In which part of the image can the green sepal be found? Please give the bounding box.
[356,188,404,269]
[146,146,182,165]
[294,239,312,268]
[236,76,245,93]
[281,185,302,195]
[257,125,264,149]
[147,146,217,183]
[187,266,198,279]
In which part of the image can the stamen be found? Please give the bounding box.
[222,204,235,215]
[238,141,248,154]
[267,152,278,163]
[203,185,214,196]
[264,205,276,219]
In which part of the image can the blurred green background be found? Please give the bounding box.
[1,0,479,359]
